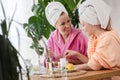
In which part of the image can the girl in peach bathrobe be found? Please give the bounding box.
[65,0,120,79]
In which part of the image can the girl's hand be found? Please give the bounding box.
[63,50,88,64]
[74,63,92,71]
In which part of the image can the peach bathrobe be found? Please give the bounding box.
[87,30,120,80]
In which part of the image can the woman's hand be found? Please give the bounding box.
[66,58,83,64]
[64,50,80,58]
[63,50,82,64]
[44,49,54,58]
[55,53,63,60]
[48,50,54,58]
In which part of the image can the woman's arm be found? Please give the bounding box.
[75,63,93,71]
[64,50,88,63]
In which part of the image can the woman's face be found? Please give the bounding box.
[80,20,94,36]
[55,13,72,36]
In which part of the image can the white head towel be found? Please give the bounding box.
[45,2,68,26]
[78,0,112,29]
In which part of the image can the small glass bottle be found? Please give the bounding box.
[60,58,67,80]
[46,56,53,75]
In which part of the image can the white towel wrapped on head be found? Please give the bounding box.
[78,0,112,29]
[45,2,68,26]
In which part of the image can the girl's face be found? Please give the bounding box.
[55,13,72,36]
[80,20,95,36]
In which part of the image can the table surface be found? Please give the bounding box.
[30,69,120,80]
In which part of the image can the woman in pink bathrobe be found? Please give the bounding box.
[65,0,120,79]
[45,2,88,64]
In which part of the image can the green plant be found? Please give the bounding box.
[0,0,28,80]
[24,0,83,56]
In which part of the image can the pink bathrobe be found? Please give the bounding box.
[47,27,88,61]
[87,30,120,80]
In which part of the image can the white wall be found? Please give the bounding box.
[104,0,120,35]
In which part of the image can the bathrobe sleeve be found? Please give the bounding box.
[88,33,120,70]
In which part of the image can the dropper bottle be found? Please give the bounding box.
[45,49,53,75]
